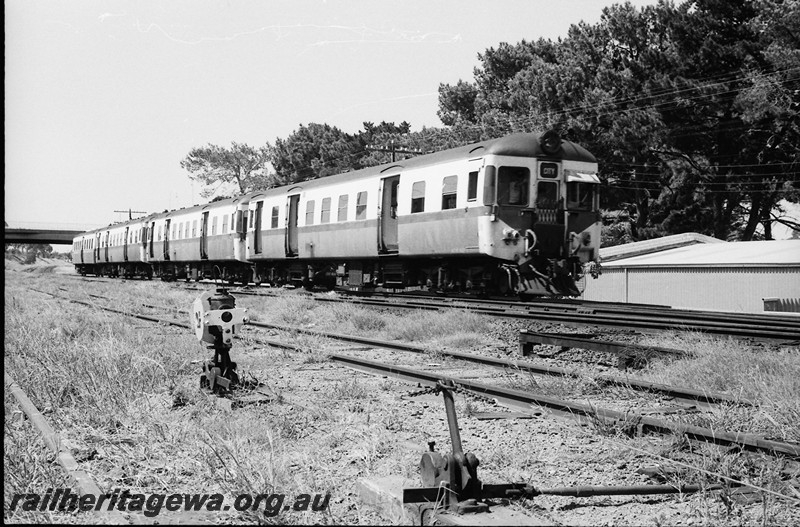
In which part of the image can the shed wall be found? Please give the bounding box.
[581,267,800,313]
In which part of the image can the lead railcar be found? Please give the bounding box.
[244,130,601,296]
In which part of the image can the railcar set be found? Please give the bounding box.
[72,131,602,296]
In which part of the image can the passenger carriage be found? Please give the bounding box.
[144,197,250,282]
[72,131,601,296]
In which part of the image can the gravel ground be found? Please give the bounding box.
[6,262,799,525]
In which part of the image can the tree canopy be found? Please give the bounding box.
[179,142,271,199]
[436,0,800,242]
[181,0,798,241]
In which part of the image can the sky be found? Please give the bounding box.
[6,0,668,239]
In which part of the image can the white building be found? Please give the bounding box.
[581,235,800,313]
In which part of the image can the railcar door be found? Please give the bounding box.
[286,195,300,257]
[532,162,564,257]
[163,220,171,260]
[140,225,147,261]
[104,231,110,262]
[149,222,155,258]
[379,175,400,253]
[123,227,129,262]
[200,212,209,259]
[253,201,263,254]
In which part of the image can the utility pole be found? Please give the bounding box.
[114,209,148,220]
[366,140,422,162]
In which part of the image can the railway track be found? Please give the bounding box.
[233,287,800,342]
[329,354,800,458]
[29,286,799,459]
[69,275,800,341]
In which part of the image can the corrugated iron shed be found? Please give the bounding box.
[583,239,800,313]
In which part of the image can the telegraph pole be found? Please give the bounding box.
[114,209,148,220]
[366,140,422,162]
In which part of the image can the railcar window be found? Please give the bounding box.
[483,166,496,205]
[411,181,426,213]
[467,171,478,201]
[567,182,595,211]
[271,206,279,228]
[356,192,367,220]
[321,198,331,224]
[306,200,315,225]
[231,214,235,231]
[212,216,218,235]
[185,222,190,238]
[222,215,229,234]
[192,220,197,237]
[442,176,458,210]
[537,181,559,209]
[497,167,529,205]
[249,211,254,228]
[338,195,349,222]
[390,181,399,218]
[157,226,162,241]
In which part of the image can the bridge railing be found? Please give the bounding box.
[5,221,105,231]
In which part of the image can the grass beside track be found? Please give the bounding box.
[5,258,800,525]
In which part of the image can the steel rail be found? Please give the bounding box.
[29,288,758,406]
[330,354,800,458]
[72,274,800,333]
[326,296,800,340]
[29,288,795,457]
[234,288,800,340]
[5,373,128,524]
[360,291,800,326]
[247,321,750,406]
[519,330,688,357]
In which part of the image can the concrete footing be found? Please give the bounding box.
[356,476,557,526]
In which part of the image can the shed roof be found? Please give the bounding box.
[600,232,723,262]
[603,240,800,268]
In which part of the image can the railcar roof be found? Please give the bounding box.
[76,132,597,237]
[247,131,596,198]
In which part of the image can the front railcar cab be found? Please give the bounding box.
[477,130,601,295]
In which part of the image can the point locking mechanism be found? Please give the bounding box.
[192,288,249,392]
[402,380,535,515]
[402,380,736,520]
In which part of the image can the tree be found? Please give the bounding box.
[180,142,271,198]
[265,123,364,186]
[437,80,479,126]
[435,0,800,241]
